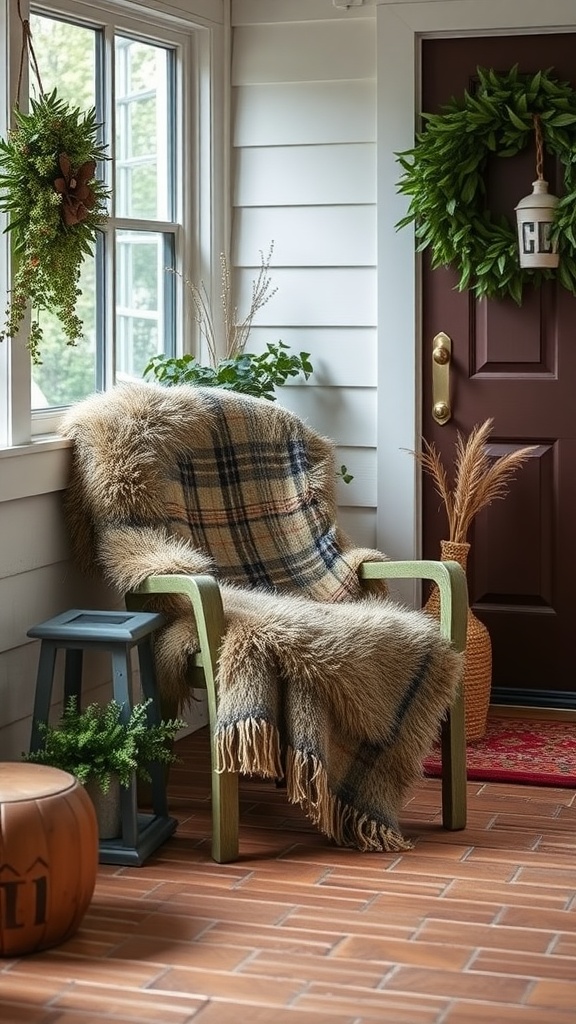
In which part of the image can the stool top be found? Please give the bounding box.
[0,763,78,802]
[27,609,165,643]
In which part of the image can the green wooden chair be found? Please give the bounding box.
[61,381,468,863]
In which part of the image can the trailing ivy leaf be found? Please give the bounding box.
[549,113,576,126]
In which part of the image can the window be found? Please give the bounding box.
[28,11,179,412]
[0,0,220,445]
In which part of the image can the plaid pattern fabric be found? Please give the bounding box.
[163,390,367,602]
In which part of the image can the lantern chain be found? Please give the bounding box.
[533,113,544,181]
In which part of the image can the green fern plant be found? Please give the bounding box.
[24,697,186,792]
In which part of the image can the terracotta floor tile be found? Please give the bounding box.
[332,934,472,970]
[107,935,252,970]
[417,918,554,952]
[197,921,340,954]
[294,986,448,1022]
[149,966,303,1004]
[527,978,576,1010]
[241,950,385,987]
[443,878,571,909]
[284,909,419,940]
[382,964,531,1002]
[517,865,576,887]
[387,853,516,882]
[472,949,576,980]
[443,999,576,1023]
[552,934,576,956]
[499,906,576,932]
[52,983,205,1022]
[190,1003,359,1023]
[6,955,164,989]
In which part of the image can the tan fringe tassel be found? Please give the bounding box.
[286,747,414,853]
[214,718,284,778]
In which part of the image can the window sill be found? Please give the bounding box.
[0,436,72,504]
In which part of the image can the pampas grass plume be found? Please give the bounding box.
[410,419,534,544]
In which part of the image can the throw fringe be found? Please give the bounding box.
[215,718,283,778]
[286,746,413,853]
[215,717,414,853]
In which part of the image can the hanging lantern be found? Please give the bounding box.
[515,114,560,269]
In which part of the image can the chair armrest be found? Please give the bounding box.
[361,559,469,831]
[360,560,468,652]
[126,574,224,723]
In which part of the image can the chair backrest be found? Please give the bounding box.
[61,381,381,603]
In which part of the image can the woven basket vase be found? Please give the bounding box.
[424,540,492,743]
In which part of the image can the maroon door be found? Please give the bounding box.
[421,35,576,700]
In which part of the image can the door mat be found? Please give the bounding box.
[423,716,576,787]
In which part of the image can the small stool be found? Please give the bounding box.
[27,609,177,867]
[0,762,98,956]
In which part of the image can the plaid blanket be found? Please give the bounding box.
[61,381,463,852]
[162,388,378,602]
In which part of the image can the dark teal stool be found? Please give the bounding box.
[27,608,177,866]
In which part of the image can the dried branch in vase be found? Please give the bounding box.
[410,419,534,545]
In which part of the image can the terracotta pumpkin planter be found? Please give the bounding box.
[0,762,98,956]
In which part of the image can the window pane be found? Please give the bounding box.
[29,14,96,109]
[115,230,173,381]
[115,38,172,220]
[32,256,98,408]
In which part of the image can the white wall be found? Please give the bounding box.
[231,0,378,546]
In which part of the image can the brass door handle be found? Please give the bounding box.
[432,332,452,425]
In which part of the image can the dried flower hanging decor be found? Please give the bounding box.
[0,9,109,364]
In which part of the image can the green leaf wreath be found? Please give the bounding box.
[0,89,109,363]
[396,65,576,305]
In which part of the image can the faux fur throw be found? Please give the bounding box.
[61,381,463,852]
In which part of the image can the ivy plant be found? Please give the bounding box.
[0,89,109,362]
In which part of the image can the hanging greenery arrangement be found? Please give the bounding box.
[395,65,576,305]
[0,88,109,363]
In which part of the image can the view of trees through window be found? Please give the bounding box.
[29,10,177,409]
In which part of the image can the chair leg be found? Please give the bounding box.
[210,759,239,864]
[440,683,467,830]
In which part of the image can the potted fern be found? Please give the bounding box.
[25,697,185,838]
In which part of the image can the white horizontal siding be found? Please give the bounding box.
[232,21,376,83]
[234,144,376,206]
[232,5,379,545]
[0,562,117,654]
[233,81,376,147]
[276,386,376,447]
[337,507,378,550]
[0,493,70,578]
[246,327,377,387]
[234,206,376,266]
[236,267,376,325]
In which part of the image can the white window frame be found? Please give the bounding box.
[0,0,226,451]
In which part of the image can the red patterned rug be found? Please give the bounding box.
[423,716,576,787]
